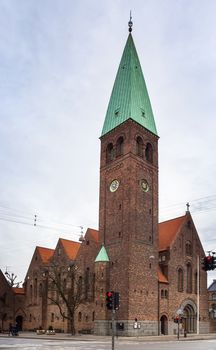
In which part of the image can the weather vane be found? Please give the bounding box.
[128,11,133,33]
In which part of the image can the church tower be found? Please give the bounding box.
[98,20,159,335]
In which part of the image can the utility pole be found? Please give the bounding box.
[111,302,115,350]
[197,255,200,335]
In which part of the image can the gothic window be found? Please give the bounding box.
[92,273,95,300]
[136,136,144,157]
[85,268,90,300]
[63,278,67,292]
[78,312,82,322]
[39,283,42,297]
[177,268,183,292]
[145,142,153,163]
[30,285,33,303]
[164,290,168,298]
[92,311,95,321]
[116,136,124,157]
[161,289,164,298]
[106,143,115,162]
[186,241,192,256]
[34,278,37,299]
[186,263,192,293]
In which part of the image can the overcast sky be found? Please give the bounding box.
[0,0,216,285]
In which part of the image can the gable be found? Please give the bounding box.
[159,215,186,251]
[58,238,80,260]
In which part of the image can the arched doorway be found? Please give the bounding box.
[15,315,23,331]
[160,315,168,335]
[183,304,196,333]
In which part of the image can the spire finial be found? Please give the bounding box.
[128,11,133,33]
[186,202,190,213]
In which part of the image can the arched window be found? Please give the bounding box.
[186,263,192,293]
[145,142,153,163]
[116,136,124,157]
[85,268,90,300]
[34,278,37,299]
[30,285,33,303]
[186,241,192,256]
[164,290,168,298]
[178,268,184,292]
[39,283,42,297]
[78,312,82,322]
[136,136,144,157]
[106,143,115,162]
[161,289,164,298]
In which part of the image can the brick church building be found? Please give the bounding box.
[0,24,209,335]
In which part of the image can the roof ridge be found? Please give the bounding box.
[159,214,186,225]
[36,246,54,251]
[59,238,80,244]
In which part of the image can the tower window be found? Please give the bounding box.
[145,143,153,163]
[136,136,144,157]
[106,143,115,163]
[116,136,124,157]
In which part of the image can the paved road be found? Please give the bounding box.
[1,338,216,350]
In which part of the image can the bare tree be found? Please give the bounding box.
[43,263,85,335]
[5,271,22,288]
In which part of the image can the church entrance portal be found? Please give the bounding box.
[183,304,196,333]
[160,315,168,335]
[15,315,23,331]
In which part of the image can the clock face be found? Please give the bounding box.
[141,179,149,192]
[109,179,120,192]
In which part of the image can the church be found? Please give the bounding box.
[0,22,209,336]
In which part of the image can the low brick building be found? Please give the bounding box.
[208,280,216,332]
[0,270,25,332]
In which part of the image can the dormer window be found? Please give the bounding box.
[141,108,145,118]
[114,108,120,116]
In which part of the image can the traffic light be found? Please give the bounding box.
[202,255,213,271]
[174,316,180,323]
[212,255,216,270]
[106,291,114,310]
[114,292,120,310]
[174,316,182,323]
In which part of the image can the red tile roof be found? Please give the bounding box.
[37,246,54,263]
[158,267,168,284]
[86,228,99,243]
[159,215,186,251]
[12,287,25,295]
[59,239,80,260]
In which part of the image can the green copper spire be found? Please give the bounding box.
[101,33,158,137]
[95,245,109,263]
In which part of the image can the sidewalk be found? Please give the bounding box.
[1,331,216,342]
